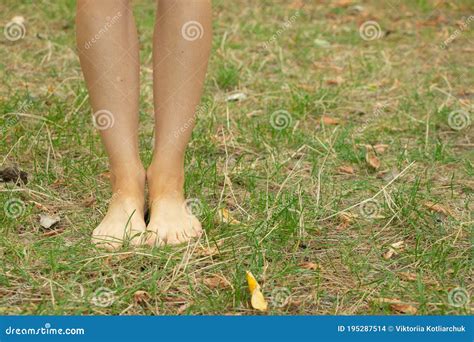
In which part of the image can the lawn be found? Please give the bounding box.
[0,0,472,315]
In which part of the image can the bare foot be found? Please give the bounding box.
[92,172,146,250]
[145,169,202,246]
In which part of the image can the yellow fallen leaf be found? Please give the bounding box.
[218,208,240,224]
[246,271,259,293]
[246,271,268,311]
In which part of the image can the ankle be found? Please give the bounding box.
[109,165,146,195]
[146,165,184,200]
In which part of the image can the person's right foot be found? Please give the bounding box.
[92,170,147,250]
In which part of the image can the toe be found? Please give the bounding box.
[129,230,147,247]
[190,218,203,237]
[144,229,158,246]
[92,235,122,251]
[165,230,186,245]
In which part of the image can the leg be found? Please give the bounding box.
[76,0,146,250]
[146,0,212,245]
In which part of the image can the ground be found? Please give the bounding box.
[0,0,472,315]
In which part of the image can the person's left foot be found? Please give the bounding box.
[144,168,202,246]
[145,194,202,246]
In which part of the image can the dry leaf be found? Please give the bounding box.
[51,178,65,188]
[11,16,25,25]
[377,168,399,182]
[325,77,344,86]
[43,227,65,237]
[337,165,355,175]
[177,302,190,314]
[82,195,96,208]
[246,271,268,312]
[366,151,380,170]
[314,39,331,48]
[321,116,340,125]
[375,297,402,304]
[423,201,453,216]
[299,261,320,271]
[337,212,358,230]
[373,144,388,154]
[39,213,60,230]
[196,246,220,257]
[218,208,240,224]
[31,201,50,212]
[391,241,405,249]
[334,0,355,7]
[289,0,304,9]
[203,275,231,289]
[104,253,133,266]
[133,290,150,304]
[382,248,396,260]
[398,272,417,282]
[383,241,405,259]
[226,92,247,102]
[390,303,417,314]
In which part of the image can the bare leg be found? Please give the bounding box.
[76,0,146,250]
[146,0,212,245]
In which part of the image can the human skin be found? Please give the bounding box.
[76,0,212,250]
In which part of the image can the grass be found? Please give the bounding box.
[0,0,473,315]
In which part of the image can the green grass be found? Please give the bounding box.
[0,0,472,315]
